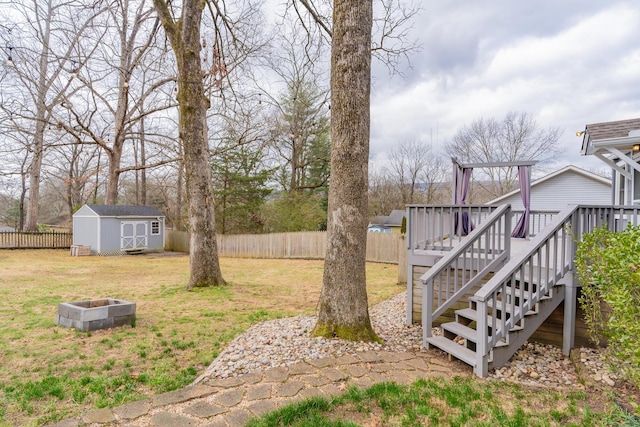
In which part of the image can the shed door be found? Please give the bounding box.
[121,221,148,250]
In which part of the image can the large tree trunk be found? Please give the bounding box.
[104,142,123,205]
[24,121,45,231]
[312,0,379,342]
[153,0,225,288]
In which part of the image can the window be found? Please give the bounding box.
[151,221,160,235]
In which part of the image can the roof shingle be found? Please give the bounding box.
[85,204,164,217]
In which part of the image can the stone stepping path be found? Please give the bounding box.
[50,350,470,427]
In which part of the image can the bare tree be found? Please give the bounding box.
[1,0,106,230]
[152,0,227,288]
[368,167,403,218]
[386,140,446,205]
[445,111,563,197]
[311,0,379,342]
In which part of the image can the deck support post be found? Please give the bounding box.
[475,300,488,377]
[563,280,578,356]
[422,280,433,348]
[406,260,413,325]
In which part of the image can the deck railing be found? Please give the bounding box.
[406,205,499,253]
[0,231,73,249]
[511,210,559,237]
[421,204,512,344]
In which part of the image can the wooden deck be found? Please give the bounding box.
[407,204,640,375]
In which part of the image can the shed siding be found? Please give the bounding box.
[73,216,99,251]
[100,218,123,252]
[147,218,164,249]
[497,171,610,211]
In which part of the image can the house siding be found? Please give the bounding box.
[494,171,610,211]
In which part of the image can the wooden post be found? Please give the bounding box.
[397,234,407,285]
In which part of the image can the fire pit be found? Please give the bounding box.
[57,299,136,332]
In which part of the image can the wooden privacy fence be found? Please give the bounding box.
[0,232,73,249]
[165,230,403,264]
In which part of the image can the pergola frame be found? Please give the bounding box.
[451,158,538,238]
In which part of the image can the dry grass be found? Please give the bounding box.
[0,250,401,426]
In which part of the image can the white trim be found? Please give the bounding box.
[120,221,148,250]
[595,153,631,179]
[591,134,640,147]
[605,147,640,174]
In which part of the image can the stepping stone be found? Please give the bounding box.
[213,389,244,407]
[150,411,196,426]
[240,373,262,384]
[370,363,395,373]
[298,387,324,399]
[335,354,359,365]
[264,367,289,382]
[345,365,369,378]
[247,400,278,417]
[184,401,227,418]
[200,418,227,427]
[321,367,349,382]
[358,351,383,363]
[287,362,316,375]
[307,356,337,368]
[82,408,115,424]
[224,409,252,426]
[246,384,272,401]
[275,380,305,398]
[300,374,332,387]
[209,377,245,389]
[113,399,151,420]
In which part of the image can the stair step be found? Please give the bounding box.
[441,322,509,347]
[426,336,476,366]
[486,299,538,316]
[441,322,477,341]
[500,287,552,301]
[456,308,523,331]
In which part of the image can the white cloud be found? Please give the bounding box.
[370,1,640,172]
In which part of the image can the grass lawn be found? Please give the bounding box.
[247,377,640,427]
[0,249,400,426]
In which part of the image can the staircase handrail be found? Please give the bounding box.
[473,204,580,375]
[421,204,512,343]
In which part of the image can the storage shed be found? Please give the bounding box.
[73,204,165,255]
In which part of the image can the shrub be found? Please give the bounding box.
[575,225,640,387]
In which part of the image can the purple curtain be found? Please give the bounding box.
[454,165,474,235]
[511,165,531,238]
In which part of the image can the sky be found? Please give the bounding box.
[368,0,640,175]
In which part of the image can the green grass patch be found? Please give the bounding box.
[247,377,639,427]
[0,250,401,425]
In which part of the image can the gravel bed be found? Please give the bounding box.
[199,291,610,389]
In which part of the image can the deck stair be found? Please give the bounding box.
[429,273,568,371]
[420,204,581,376]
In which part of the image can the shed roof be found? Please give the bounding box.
[82,204,164,217]
[370,209,406,227]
